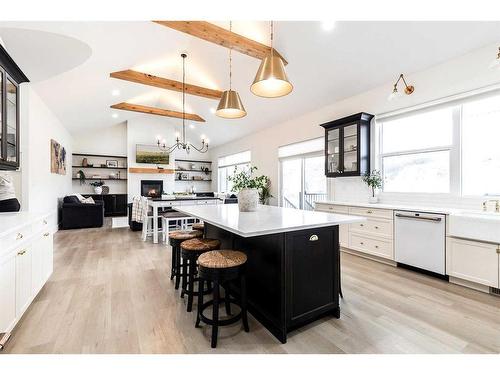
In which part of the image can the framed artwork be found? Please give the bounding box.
[50,139,66,175]
[106,160,118,168]
[136,144,169,165]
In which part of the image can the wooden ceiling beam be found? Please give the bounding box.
[110,70,223,100]
[153,21,288,65]
[110,102,205,122]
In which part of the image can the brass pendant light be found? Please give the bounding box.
[251,21,293,98]
[216,21,247,119]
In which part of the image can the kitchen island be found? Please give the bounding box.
[175,204,364,343]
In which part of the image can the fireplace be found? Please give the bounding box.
[141,180,163,198]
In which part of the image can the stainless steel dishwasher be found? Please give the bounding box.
[394,211,446,275]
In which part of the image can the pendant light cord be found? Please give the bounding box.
[229,21,232,90]
[182,54,186,144]
[270,21,274,58]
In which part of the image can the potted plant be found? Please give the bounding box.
[89,180,104,194]
[228,166,272,211]
[362,170,383,203]
[76,170,86,185]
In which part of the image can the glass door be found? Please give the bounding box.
[280,154,327,210]
[0,70,3,161]
[6,77,17,164]
[342,123,358,173]
[326,127,340,174]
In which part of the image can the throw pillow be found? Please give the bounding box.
[81,197,95,204]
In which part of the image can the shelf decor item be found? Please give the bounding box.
[228,166,272,211]
[362,170,383,203]
[89,180,104,194]
[106,160,118,168]
[76,170,86,185]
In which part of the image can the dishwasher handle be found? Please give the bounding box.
[395,213,442,222]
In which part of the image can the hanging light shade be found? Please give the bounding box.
[250,21,293,98]
[216,89,246,118]
[216,21,247,119]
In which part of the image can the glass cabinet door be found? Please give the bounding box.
[327,128,340,174]
[6,77,17,164]
[342,123,358,173]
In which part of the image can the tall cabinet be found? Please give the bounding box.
[320,112,373,177]
[0,44,29,170]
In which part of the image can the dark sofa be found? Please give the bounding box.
[60,195,104,230]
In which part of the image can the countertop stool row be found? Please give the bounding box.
[168,222,249,348]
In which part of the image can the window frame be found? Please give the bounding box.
[217,150,251,193]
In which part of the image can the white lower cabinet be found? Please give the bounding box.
[15,245,33,317]
[0,213,55,345]
[447,237,499,288]
[349,232,393,259]
[0,252,16,333]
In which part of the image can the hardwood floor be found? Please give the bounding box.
[3,225,500,354]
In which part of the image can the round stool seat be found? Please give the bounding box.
[181,238,220,252]
[169,230,203,241]
[192,222,205,231]
[198,250,247,269]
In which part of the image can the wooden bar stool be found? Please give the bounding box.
[192,222,204,233]
[168,230,203,289]
[180,238,220,311]
[196,250,249,348]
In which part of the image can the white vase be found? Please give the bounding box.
[368,196,378,204]
[238,188,259,212]
[94,186,102,195]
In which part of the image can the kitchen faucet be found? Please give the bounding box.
[482,200,500,213]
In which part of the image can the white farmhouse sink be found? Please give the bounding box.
[449,211,500,243]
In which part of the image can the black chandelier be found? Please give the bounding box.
[157,53,208,154]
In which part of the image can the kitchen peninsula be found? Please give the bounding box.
[175,204,364,343]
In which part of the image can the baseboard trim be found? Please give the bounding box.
[449,276,491,294]
[341,247,397,267]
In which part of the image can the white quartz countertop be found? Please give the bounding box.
[175,204,365,237]
[316,200,462,215]
[0,211,51,237]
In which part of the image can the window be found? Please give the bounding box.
[279,138,326,210]
[379,107,455,194]
[378,90,500,197]
[217,150,251,193]
[462,95,500,196]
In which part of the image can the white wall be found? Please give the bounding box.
[23,86,73,213]
[71,122,127,194]
[209,42,500,209]
[126,116,211,202]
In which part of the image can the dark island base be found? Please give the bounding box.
[205,223,340,344]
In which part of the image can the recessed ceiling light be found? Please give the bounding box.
[321,21,336,32]
[189,124,195,129]
[210,107,216,114]
[112,113,119,119]
[111,89,120,96]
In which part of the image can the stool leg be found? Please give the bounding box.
[211,281,220,348]
[170,243,176,281]
[195,278,204,328]
[175,246,181,290]
[241,275,249,332]
[187,258,196,312]
[224,283,232,315]
[181,256,188,298]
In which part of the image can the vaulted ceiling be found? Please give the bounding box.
[1,21,500,147]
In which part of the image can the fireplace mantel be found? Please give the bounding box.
[129,167,174,174]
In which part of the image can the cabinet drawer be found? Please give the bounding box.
[349,218,393,238]
[349,233,393,259]
[349,206,393,220]
[315,203,349,214]
[32,216,51,235]
[1,224,32,253]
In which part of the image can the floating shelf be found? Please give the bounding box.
[73,153,127,159]
[175,179,212,182]
[72,165,128,170]
[72,178,127,181]
[176,169,212,173]
[175,159,212,164]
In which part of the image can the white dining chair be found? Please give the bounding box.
[141,196,155,241]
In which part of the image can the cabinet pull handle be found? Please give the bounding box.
[375,245,379,249]
[360,224,364,227]
[44,232,50,237]
[375,226,379,229]
[309,235,319,242]
[366,210,373,214]
[360,242,364,245]
[17,249,26,256]
[43,219,48,225]
[16,233,23,240]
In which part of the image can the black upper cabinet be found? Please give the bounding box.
[320,112,374,178]
[0,44,29,170]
